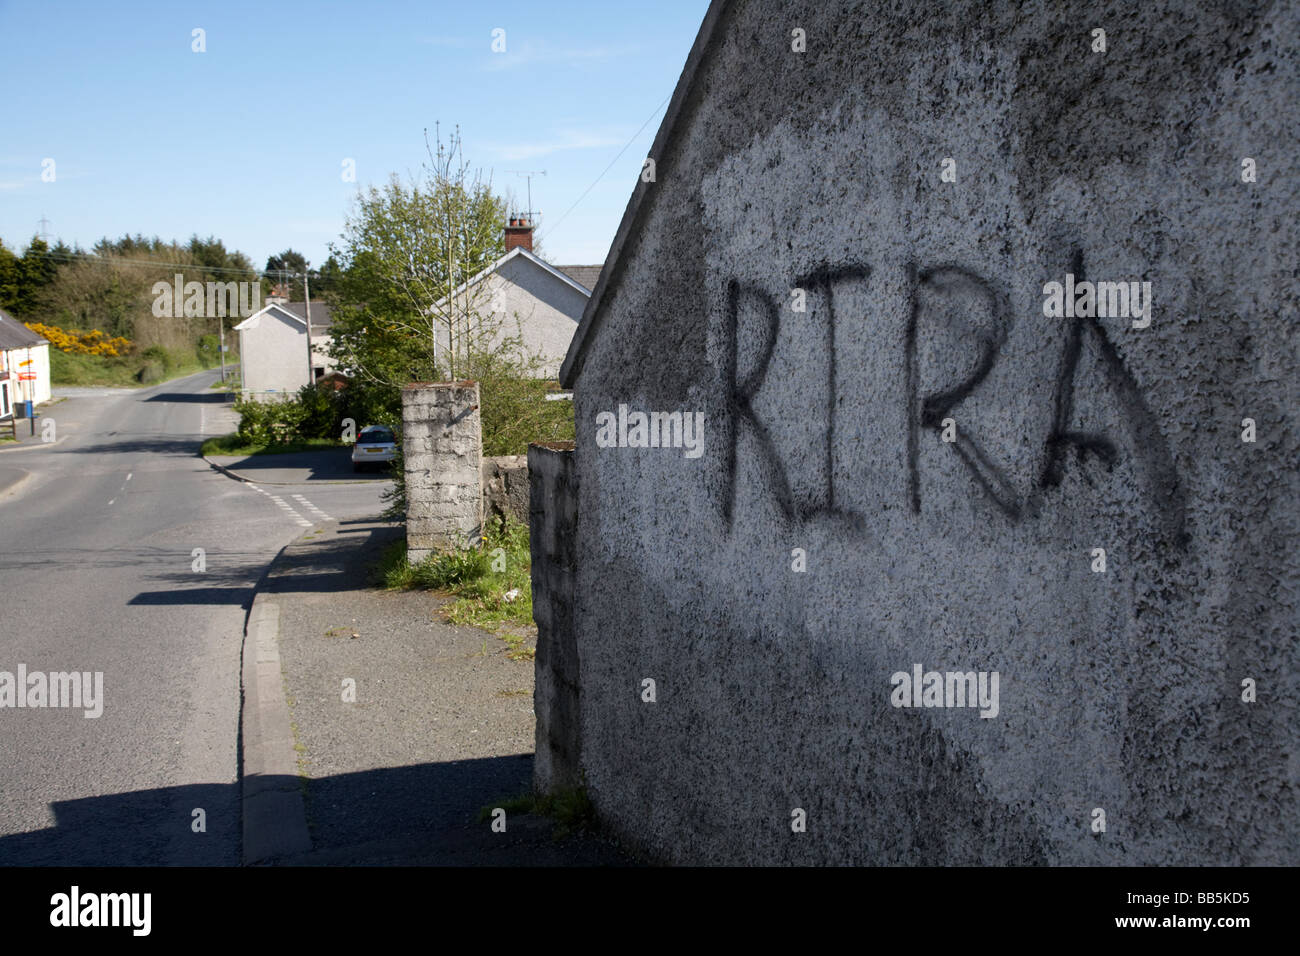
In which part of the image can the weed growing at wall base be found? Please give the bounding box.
[373,519,535,658]
[478,786,596,840]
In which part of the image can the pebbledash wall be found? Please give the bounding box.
[402,382,530,561]
[403,382,483,562]
[539,0,1299,864]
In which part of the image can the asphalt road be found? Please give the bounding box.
[0,370,390,865]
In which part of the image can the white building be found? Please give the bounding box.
[0,307,52,421]
[434,220,602,379]
[232,301,334,401]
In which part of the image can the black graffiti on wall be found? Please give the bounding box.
[722,250,1186,544]
[723,265,871,530]
[904,264,1020,519]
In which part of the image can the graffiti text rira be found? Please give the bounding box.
[721,252,1184,545]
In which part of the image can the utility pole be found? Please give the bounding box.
[23,345,33,436]
[303,267,313,386]
[219,315,227,382]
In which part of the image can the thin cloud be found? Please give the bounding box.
[490,130,628,162]
[483,39,638,72]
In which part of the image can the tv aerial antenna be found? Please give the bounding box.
[504,170,546,222]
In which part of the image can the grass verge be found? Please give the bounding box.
[371,517,535,660]
[50,347,223,388]
[199,432,344,457]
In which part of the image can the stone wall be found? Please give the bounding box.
[402,382,482,562]
[551,0,1299,864]
[482,455,530,526]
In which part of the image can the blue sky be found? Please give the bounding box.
[0,0,710,270]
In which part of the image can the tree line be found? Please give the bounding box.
[0,234,339,353]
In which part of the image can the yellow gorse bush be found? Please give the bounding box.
[23,323,132,357]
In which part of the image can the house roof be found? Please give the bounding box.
[433,247,598,309]
[281,301,333,330]
[232,301,332,333]
[555,265,604,293]
[0,308,49,350]
[558,0,727,387]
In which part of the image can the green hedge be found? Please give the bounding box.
[234,382,347,446]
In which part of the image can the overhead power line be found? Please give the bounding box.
[535,91,672,244]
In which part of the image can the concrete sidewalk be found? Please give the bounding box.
[0,415,55,452]
[1,410,63,484]
[242,518,634,866]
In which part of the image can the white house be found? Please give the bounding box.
[434,219,602,379]
[0,307,52,421]
[232,300,335,401]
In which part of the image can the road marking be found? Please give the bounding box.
[125,473,132,481]
[291,494,334,521]
[107,499,115,506]
[269,494,313,528]
[249,484,315,528]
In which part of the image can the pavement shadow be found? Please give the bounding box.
[260,523,399,593]
[0,781,237,866]
[61,436,207,456]
[210,450,391,482]
[0,760,635,866]
[143,392,232,405]
[284,756,635,866]
[127,586,256,607]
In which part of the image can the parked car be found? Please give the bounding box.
[351,425,397,472]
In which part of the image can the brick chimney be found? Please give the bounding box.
[504,216,534,253]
